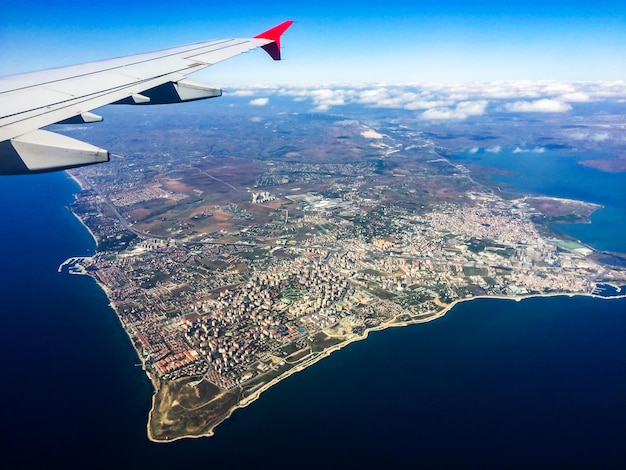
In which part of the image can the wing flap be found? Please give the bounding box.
[0,129,109,174]
[115,79,222,105]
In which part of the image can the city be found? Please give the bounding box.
[59,108,626,440]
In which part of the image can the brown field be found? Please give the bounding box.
[212,210,232,222]
[162,178,196,194]
[526,197,601,218]
[128,207,154,220]
[149,377,242,441]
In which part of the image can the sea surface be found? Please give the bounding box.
[1,165,625,468]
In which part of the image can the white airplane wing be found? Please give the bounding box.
[0,20,293,175]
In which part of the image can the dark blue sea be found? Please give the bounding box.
[1,170,625,468]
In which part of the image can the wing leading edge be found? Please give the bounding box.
[0,20,294,175]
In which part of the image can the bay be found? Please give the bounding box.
[450,148,626,254]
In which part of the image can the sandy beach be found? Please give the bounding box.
[66,173,100,248]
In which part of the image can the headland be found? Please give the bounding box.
[58,100,626,441]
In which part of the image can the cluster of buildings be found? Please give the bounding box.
[82,238,361,385]
[109,184,188,207]
[180,258,352,384]
[67,169,626,392]
[250,191,275,204]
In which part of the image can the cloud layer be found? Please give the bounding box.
[231,81,626,120]
[504,99,572,113]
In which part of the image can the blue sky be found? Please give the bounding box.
[1,1,625,83]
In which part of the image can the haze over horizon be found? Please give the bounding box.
[1,1,625,83]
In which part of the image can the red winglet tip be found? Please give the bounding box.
[254,20,294,60]
[254,20,294,42]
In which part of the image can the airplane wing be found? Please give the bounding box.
[0,20,293,175]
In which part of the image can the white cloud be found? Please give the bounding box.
[249,97,269,106]
[313,89,347,110]
[505,99,572,113]
[513,146,546,154]
[540,82,576,95]
[560,92,590,102]
[478,81,541,99]
[457,100,489,116]
[569,130,611,142]
[358,88,390,104]
[592,132,610,142]
[403,100,454,110]
[420,108,461,120]
[235,81,626,117]
[420,100,488,120]
[231,90,256,97]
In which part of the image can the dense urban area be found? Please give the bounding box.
[60,99,626,440]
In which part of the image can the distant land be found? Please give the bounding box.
[55,84,626,441]
[580,155,626,173]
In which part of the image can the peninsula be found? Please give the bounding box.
[60,97,626,441]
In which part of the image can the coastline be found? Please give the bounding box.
[65,172,100,248]
[146,288,626,443]
[68,210,99,248]
[146,297,452,442]
[61,169,626,443]
[66,171,88,191]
